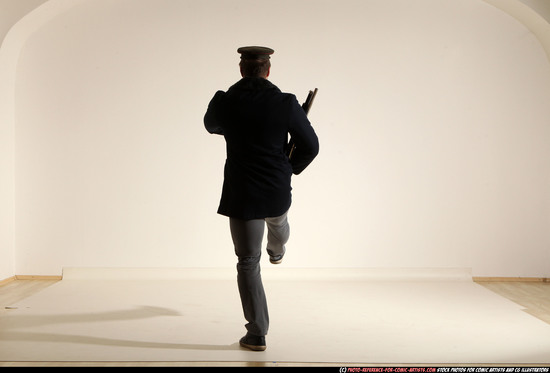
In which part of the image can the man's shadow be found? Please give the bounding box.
[1,306,240,351]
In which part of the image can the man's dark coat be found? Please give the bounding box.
[204,77,319,220]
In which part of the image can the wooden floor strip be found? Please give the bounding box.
[474,277,549,282]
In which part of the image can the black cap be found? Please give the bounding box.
[238,46,274,60]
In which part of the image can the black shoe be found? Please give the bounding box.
[269,248,285,264]
[239,333,266,351]
[269,254,284,264]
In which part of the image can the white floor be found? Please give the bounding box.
[1,268,550,365]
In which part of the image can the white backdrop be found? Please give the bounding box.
[5,0,550,276]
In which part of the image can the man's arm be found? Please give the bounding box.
[204,91,225,135]
[288,96,319,175]
[288,89,318,160]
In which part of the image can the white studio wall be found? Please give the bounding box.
[4,0,550,277]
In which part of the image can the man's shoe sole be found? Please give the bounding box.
[239,341,267,351]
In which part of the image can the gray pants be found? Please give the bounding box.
[229,211,289,337]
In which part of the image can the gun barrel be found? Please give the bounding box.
[303,88,318,115]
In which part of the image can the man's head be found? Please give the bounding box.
[238,46,274,78]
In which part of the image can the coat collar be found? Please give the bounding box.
[229,77,280,92]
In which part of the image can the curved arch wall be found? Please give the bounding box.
[2,0,550,277]
[1,0,87,279]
